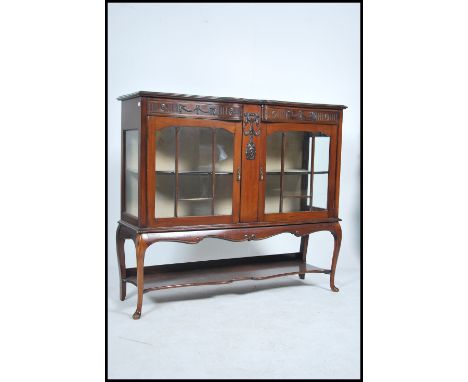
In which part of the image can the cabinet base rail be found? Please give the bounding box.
[116,221,342,320]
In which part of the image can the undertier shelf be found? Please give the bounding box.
[125,253,330,292]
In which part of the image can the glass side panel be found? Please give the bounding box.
[265,129,331,214]
[312,173,328,209]
[124,130,138,216]
[178,127,213,172]
[314,137,330,172]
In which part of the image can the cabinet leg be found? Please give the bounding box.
[298,235,309,279]
[116,225,127,301]
[133,235,148,320]
[330,223,342,292]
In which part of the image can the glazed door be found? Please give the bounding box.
[259,123,338,222]
[147,116,242,226]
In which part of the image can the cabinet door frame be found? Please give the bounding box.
[258,122,338,222]
[146,116,242,227]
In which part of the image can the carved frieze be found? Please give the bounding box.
[263,105,339,123]
[147,99,242,121]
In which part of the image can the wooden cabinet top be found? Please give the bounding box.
[117,90,347,110]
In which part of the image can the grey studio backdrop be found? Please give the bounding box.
[107,4,360,379]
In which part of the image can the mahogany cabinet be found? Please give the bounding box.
[116,91,346,319]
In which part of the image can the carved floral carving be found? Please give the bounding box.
[263,106,339,123]
[148,99,242,120]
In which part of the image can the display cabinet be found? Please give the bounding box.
[116,91,346,319]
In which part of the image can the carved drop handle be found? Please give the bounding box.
[259,167,264,181]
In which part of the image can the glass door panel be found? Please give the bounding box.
[284,131,310,172]
[154,127,176,218]
[214,173,233,215]
[215,129,234,172]
[178,173,212,217]
[264,174,281,213]
[264,128,332,215]
[178,127,213,172]
[266,132,282,172]
[154,173,175,218]
[153,122,236,220]
[283,173,309,198]
[155,127,176,171]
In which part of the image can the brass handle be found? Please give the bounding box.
[259,166,264,181]
[237,168,241,181]
[244,233,256,240]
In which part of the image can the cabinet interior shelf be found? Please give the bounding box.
[178,197,213,201]
[124,253,330,293]
[266,170,329,175]
[156,170,233,175]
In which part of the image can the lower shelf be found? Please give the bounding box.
[125,253,330,293]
